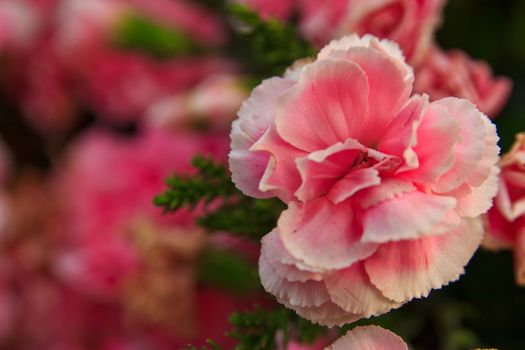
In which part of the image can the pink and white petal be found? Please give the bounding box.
[378,95,428,171]
[324,262,400,316]
[230,77,294,197]
[326,325,408,350]
[259,253,330,308]
[295,139,380,202]
[354,178,416,209]
[399,103,460,184]
[261,229,324,282]
[252,126,306,202]
[329,46,413,144]
[235,77,295,143]
[365,218,483,303]
[327,168,381,204]
[362,191,458,243]
[431,98,488,193]
[229,149,272,198]
[275,59,369,152]
[453,165,500,217]
[463,114,500,187]
[290,301,363,328]
[317,35,412,82]
[279,198,378,271]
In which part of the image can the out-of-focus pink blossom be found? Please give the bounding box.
[485,133,525,286]
[230,34,499,326]
[79,51,235,123]
[54,0,128,54]
[299,0,446,66]
[325,325,408,349]
[415,46,512,118]
[0,1,39,50]
[147,74,248,131]
[55,129,228,298]
[7,38,78,134]
[236,0,297,20]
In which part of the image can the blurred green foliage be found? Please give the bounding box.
[113,12,202,58]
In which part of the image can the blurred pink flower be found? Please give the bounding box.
[230,34,499,326]
[299,0,446,66]
[55,128,228,298]
[54,0,128,54]
[0,1,39,51]
[7,38,78,134]
[485,133,525,286]
[415,46,512,118]
[79,51,235,123]
[326,325,408,349]
[147,74,248,131]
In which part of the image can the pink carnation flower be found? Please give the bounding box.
[326,325,408,349]
[415,46,512,118]
[146,74,248,131]
[299,0,446,66]
[485,133,525,286]
[230,34,499,326]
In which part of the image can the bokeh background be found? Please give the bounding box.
[0,0,523,349]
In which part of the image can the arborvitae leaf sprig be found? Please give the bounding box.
[228,307,327,350]
[227,4,315,78]
[154,156,284,240]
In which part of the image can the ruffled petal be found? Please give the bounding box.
[326,325,408,350]
[259,253,330,308]
[354,178,416,209]
[252,126,306,202]
[365,218,483,302]
[295,139,381,202]
[290,301,362,328]
[399,102,460,184]
[328,46,413,144]
[431,98,488,193]
[261,229,324,282]
[361,191,459,243]
[453,165,500,217]
[378,95,428,171]
[279,198,378,271]
[317,34,413,82]
[324,262,399,316]
[275,59,369,152]
[229,77,294,198]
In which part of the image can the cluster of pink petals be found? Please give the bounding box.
[485,133,525,286]
[325,325,408,350]
[146,74,248,131]
[55,129,228,299]
[299,0,446,66]
[415,46,512,118]
[230,34,500,326]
